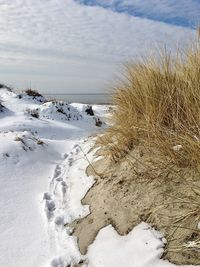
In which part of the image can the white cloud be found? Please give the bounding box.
[0,0,196,93]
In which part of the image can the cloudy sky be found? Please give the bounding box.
[0,0,198,94]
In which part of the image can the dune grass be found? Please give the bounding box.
[25,88,43,98]
[97,35,200,168]
[93,33,200,263]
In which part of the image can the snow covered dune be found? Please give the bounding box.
[0,88,198,267]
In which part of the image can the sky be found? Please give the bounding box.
[0,0,198,94]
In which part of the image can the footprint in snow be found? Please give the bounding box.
[63,153,68,159]
[68,158,73,167]
[43,192,56,220]
[53,164,62,178]
[61,181,67,195]
[56,177,63,182]
[54,215,64,226]
[43,192,51,200]
[50,256,65,267]
[46,200,56,212]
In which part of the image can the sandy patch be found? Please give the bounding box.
[70,145,200,265]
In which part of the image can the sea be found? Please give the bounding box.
[43,93,111,104]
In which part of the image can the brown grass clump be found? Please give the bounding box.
[25,88,43,98]
[75,32,200,265]
[0,83,13,91]
[97,36,200,168]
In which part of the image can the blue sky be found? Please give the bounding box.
[75,0,200,28]
[0,0,197,94]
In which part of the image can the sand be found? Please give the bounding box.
[70,145,200,265]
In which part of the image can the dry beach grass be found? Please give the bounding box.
[96,36,200,167]
[71,32,200,264]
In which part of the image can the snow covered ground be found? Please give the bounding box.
[0,88,198,267]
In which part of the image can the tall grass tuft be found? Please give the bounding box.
[98,35,200,167]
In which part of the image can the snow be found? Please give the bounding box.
[172,144,182,151]
[0,87,198,267]
[87,223,192,267]
[43,140,96,267]
[30,101,83,121]
[0,88,102,267]
[17,91,46,103]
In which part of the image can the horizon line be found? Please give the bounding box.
[43,93,110,95]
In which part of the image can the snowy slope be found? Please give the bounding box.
[0,88,104,267]
[0,88,198,267]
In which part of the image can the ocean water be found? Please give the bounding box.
[44,93,111,104]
